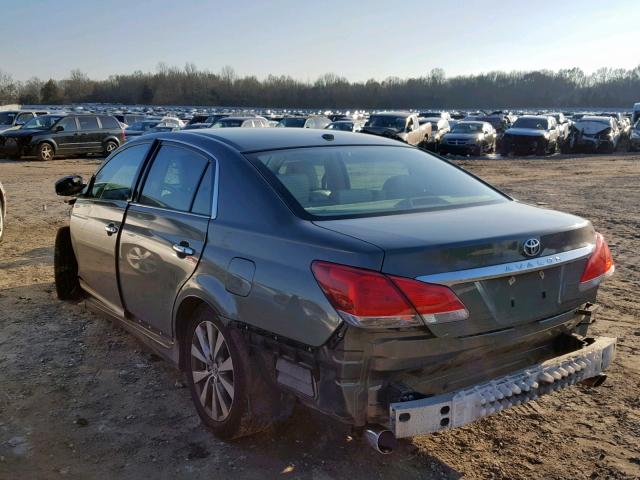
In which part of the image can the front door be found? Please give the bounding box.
[118,143,213,335]
[70,142,151,315]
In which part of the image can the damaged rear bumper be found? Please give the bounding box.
[389,336,616,438]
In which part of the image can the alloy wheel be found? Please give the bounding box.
[40,144,53,160]
[106,142,117,153]
[191,320,234,421]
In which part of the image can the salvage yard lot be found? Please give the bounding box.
[0,153,638,479]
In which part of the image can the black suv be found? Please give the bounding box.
[0,113,123,161]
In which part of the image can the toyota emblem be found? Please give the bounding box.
[523,238,541,257]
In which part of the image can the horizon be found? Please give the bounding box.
[4,0,640,82]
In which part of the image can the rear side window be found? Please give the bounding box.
[78,116,99,130]
[250,146,507,219]
[99,116,120,129]
[91,144,149,200]
[191,164,213,216]
[139,145,209,212]
[57,117,77,132]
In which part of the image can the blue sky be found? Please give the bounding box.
[4,0,640,81]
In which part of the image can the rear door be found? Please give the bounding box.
[54,117,81,152]
[77,115,102,153]
[118,143,213,336]
[70,142,151,314]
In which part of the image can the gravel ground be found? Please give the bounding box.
[0,153,638,479]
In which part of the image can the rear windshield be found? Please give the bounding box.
[278,118,306,128]
[365,115,406,131]
[0,112,16,125]
[249,146,506,219]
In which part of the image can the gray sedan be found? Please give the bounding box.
[54,129,616,452]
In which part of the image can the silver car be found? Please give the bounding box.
[54,128,616,452]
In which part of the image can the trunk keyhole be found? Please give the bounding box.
[510,299,515,308]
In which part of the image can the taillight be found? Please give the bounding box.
[389,276,469,324]
[311,261,468,329]
[579,232,614,288]
[121,128,126,143]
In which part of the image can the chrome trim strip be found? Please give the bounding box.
[416,244,594,286]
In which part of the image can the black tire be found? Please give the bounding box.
[37,142,55,161]
[184,305,290,440]
[104,140,118,157]
[54,226,82,300]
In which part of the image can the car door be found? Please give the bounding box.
[118,143,212,336]
[70,142,151,315]
[54,117,81,152]
[77,115,102,153]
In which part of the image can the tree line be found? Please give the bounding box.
[1,64,640,109]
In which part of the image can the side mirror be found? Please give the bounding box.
[55,175,85,196]
[55,125,64,132]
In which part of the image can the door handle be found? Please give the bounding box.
[172,243,195,257]
[105,224,119,235]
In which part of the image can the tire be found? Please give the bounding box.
[54,226,82,300]
[37,142,54,161]
[104,140,118,157]
[184,305,289,440]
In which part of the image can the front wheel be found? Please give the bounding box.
[185,306,288,440]
[37,142,54,161]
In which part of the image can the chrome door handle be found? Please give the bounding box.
[105,224,119,235]
[172,243,195,257]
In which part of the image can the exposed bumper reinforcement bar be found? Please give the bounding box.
[389,336,616,438]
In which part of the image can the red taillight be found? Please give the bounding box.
[311,261,468,328]
[121,128,126,143]
[389,276,469,324]
[580,232,614,287]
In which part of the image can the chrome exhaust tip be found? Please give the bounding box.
[364,426,397,454]
[580,374,607,387]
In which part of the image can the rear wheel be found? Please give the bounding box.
[104,140,118,157]
[54,226,82,300]
[184,306,288,439]
[37,142,54,161]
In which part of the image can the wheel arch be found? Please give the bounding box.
[173,285,239,370]
[37,139,57,153]
[102,135,122,147]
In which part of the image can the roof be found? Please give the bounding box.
[174,127,411,153]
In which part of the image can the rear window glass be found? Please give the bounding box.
[99,116,120,129]
[78,116,99,130]
[140,145,208,212]
[250,146,506,219]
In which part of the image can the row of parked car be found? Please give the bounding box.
[1,106,639,160]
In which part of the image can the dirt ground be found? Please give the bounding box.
[0,152,638,480]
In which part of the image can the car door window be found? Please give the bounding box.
[57,117,77,132]
[90,144,149,200]
[191,164,213,216]
[16,113,34,125]
[139,145,208,212]
[78,116,99,130]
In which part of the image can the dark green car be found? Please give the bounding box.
[54,128,616,453]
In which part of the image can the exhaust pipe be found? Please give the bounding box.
[580,374,607,387]
[364,425,397,454]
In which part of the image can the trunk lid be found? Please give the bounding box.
[314,201,596,338]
